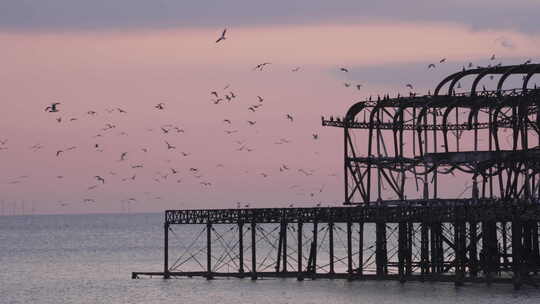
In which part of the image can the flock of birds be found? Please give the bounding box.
[1,27,537,213]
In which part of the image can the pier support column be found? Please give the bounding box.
[359,222,364,277]
[512,218,522,290]
[239,223,245,275]
[251,222,257,280]
[206,222,213,280]
[420,222,429,280]
[276,221,288,273]
[375,222,387,278]
[329,222,335,275]
[406,222,413,276]
[469,222,478,277]
[454,219,465,286]
[307,222,319,278]
[283,221,288,273]
[297,222,304,281]
[164,222,170,279]
[347,221,353,279]
[398,221,407,283]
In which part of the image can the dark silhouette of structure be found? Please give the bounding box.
[133,64,540,289]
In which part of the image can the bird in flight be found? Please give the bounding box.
[224,130,238,134]
[439,58,447,63]
[56,150,63,157]
[427,63,436,69]
[312,134,319,140]
[95,176,105,184]
[292,67,301,72]
[116,108,127,113]
[406,84,414,90]
[257,96,264,103]
[45,102,61,113]
[247,120,256,126]
[253,62,271,71]
[155,103,165,110]
[286,114,294,122]
[490,54,496,61]
[165,141,176,150]
[216,28,227,43]
[356,84,363,90]
[120,152,127,161]
[223,119,231,124]
[83,198,95,203]
[180,151,190,157]
[339,67,349,72]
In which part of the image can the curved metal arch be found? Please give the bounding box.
[496,65,525,94]
[345,101,366,122]
[522,66,540,90]
[435,64,540,96]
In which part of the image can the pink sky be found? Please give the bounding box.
[1,21,539,215]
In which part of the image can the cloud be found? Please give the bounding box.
[1,1,540,34]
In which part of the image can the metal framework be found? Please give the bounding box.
[133,64,540,289]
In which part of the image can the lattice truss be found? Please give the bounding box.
[165,220,525,277]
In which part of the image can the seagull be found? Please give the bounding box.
[524,59,532,65]
[286,114,294,122]
[83,198,95,203]
[88,185,98,190]
[339,67,349,72]
[165,141,176,150]
[120,152,127,161]
[248,106,256,112]
[87,111,97,115]
[490,54,496,61]
[116,108,127,113]
[247,120,256,126]
[253,62,271,71]
[260,173,268,178]
[56,117,62,123]
[200,181,212,186]
[155,103,165,110]
[131,164,143,169]
[56,150,63,157]
[189,168,199,172]
[45,102,61,113]
[439,58,447,63]
[223,119,231,124]
[427,63,436,69]
[216,28,227,43]
[257,96,264,103]
[180,151,190,157]
[95,176,105,184]
[312,134,319,140]
[406,84,414,90]
[292,67,301,72]
[170,168,179,175]
[224,130,238,134]
[356,84,363,90]
[344,82,351,88]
